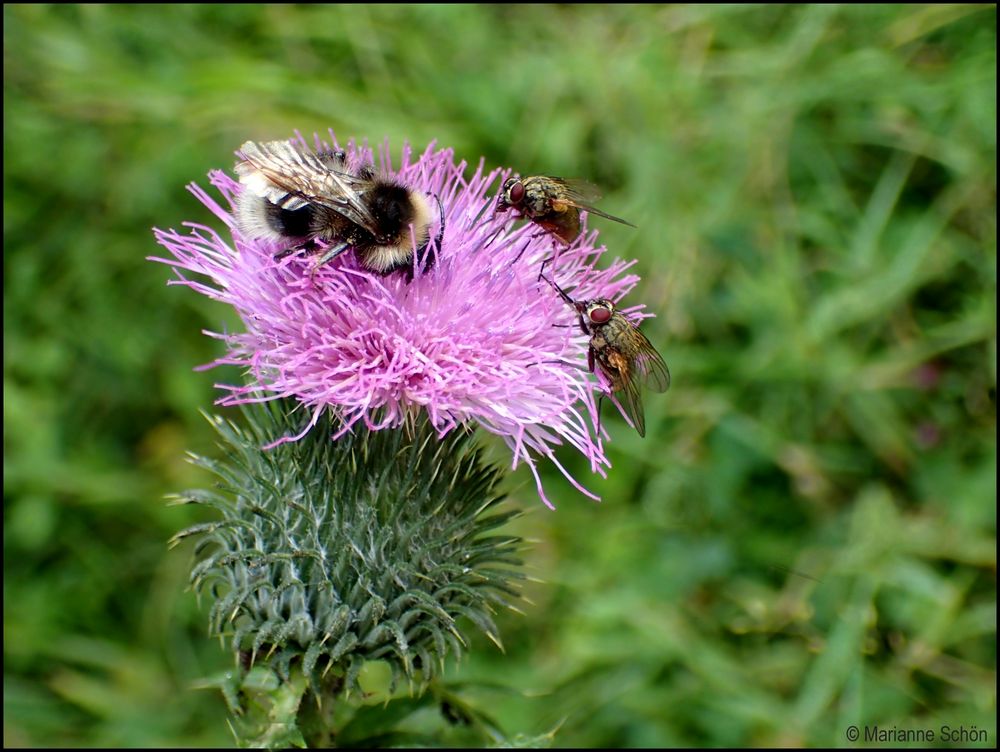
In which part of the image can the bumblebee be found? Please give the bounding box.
[543,274,670,437]
[495,175,634,244]
[234,140,442,274]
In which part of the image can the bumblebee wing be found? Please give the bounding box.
[601,349,647,438]
[235,141,310,208]
[552,178,636,228]
[235,140,379,231]
[308,170,381,233]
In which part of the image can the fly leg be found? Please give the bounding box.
[534,234,569,279]
[589,347,607,436]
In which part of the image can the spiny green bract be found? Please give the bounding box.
[171,401,523,693]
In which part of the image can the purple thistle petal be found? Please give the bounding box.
[150,134,643,508]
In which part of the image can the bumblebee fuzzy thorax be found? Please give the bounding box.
[364,183,434,273]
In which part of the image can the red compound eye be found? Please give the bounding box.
[589,307,612,324]
[509,181,525,204]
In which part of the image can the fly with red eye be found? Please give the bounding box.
[506,180,526,206]
[588,306,612,325]
[493,175,635,245]
[541,273,670,438]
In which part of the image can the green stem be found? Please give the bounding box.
[297,674,345,748]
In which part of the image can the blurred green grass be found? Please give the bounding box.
[3,3,995,747]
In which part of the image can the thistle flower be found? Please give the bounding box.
[151,131,642,507]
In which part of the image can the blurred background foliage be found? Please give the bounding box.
[3,3,996,747]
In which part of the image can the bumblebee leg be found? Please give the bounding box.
[274,238,321,261]
[305,242,352,283]
[312,241,351,267]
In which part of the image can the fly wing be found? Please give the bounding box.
[235,140,379,233]
[553,178,636,228]
[598,347,647,438]
[630,326,671,393]
[616,374,647,437]
[551,178,603,203]
[596,347,646,436]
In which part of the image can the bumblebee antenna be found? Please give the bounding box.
[414,194,445,274]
